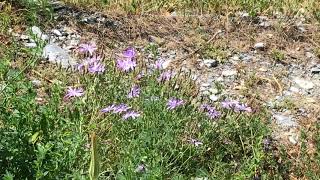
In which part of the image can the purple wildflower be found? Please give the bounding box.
[157,71,174,82]
[78,43,97,55]
[207,109,221,119]
[116,59,137,72]
[234,103,252,112]
[221,100,252,112]
[123,111,141,120]
[200,104,221,119]
[154,59,164,69]
[113,104,130,114]
[77,56,101,71]
[64,87,84,99]
[136,73,144,80]
[101,104,116,113]
[189,138,203,147]
[122,47,136,59]
[88,62,105,74]
[221,100,238,109]
[127,85,140,99]
[167,98,184,110]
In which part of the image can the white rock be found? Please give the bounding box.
[259,21,271,28]
[209,87,218,94]
[222,70,237,76]
[162,60,171,69]
[254,42,265,50]
[24,42,37,48]
[31,79,41,87]
[31,26,48,41]
[209,94,219,101]
[288,134,299,145]
[52,29,62,36]
[289,86,300,93]
[203,59,218,68]
[201,83,211,87]
[293,77,314,90]
[20,34,30,40]
[42,43,77,68]
[273,114,298,128]
[306,52,315,58]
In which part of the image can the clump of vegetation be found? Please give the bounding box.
[1,1,320,179]
[271,49,285,63]
[202,44,229,63]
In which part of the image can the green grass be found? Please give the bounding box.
[0,38,282,179]
[1,1,320,179]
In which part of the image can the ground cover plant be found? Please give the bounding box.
[1,0,320,179]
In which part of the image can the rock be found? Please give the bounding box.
[24,42,37,48]
[306,52,315,58]
[293,77,314,90]
[20,34,30,40]
[230,55,240,61]
[31,26,48,41]
[52,29,62,36]
[273,114,298,128]
[288,134,299,145]
[254,42,265,50]
[289,86,300,93]
[42,43,77,68]
[239,12,249,18]
[31,79,41,87]
[201,83,211,87]
[203,59,218,68]
[209,87,219,94]
[239,53,253,61]
[311,65,320,74]
[162,60,172,69]
[209,94,219,101]
[259,21,271,28]
[222,69,237,76]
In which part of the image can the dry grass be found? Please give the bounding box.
[62,0,320,16]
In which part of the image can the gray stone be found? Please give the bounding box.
[20,34,30,40]
[273,114,298,128]
[201,83,211,87]
[306,52,315,58]
[31,79,41,87]
[209,87,219,94]
[293,77,314,90]
[42,43,77,68]
[288,134,299,145]
[259,21,271,28]
[239,53,253,61]
[254,42,265,50]
[52,29,62,36]
[311,66,320,74]
[24,42,37,48]
[203,59,218,68]
[209,94,219,101]
[222,69,237,76]
[31,26,48,41]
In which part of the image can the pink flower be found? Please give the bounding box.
[167,98,184,110]
[122,47,136,59]
[116,59,137,72]
[64,87,84,99]
[78,43,97,55]
[88,62,105,74]
[127,85,140,99]
[123,111,141,120]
